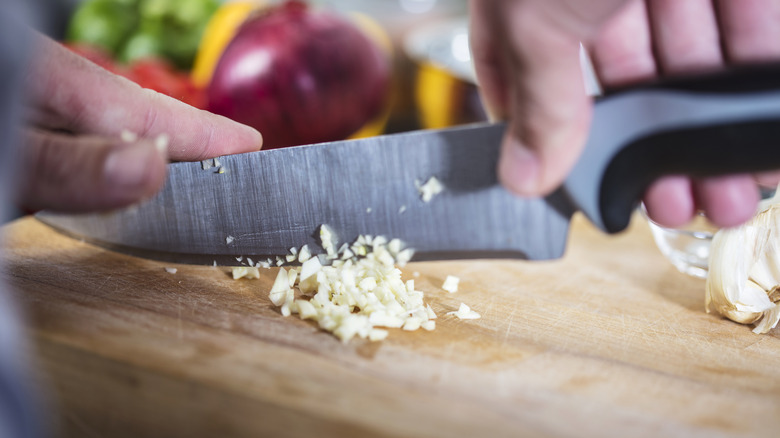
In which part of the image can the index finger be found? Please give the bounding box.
[25,34,263,162]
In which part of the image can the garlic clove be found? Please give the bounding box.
[753,303,780,334]
[705,186,780,332]
[727,280,772,324]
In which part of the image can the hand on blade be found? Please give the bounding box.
[469,0,780,228]
[16,34,263,213]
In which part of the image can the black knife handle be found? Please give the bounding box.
[605,62,780,95]
[565,62,780,233]
[599,119,780,233]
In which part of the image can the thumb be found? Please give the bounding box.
[497,35,592,197]
[469,0,626,196]
[17,130,168,213]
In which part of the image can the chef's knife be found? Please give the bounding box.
[38,64,780,264]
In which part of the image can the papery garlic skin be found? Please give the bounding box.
[706,200,780,333]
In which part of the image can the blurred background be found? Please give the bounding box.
[41,0,487,149]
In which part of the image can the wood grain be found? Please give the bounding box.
[2,214,779,438]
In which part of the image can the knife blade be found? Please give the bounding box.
[37,63,780,264]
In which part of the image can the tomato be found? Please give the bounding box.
[124,58,206,108]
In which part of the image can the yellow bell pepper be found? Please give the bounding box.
[345,12,393,139]
[191,1,262,88]
[415,62,465,129]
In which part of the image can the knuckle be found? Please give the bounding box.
[26,131,72,185]
[20,130,108,211]
[140,89,165,137]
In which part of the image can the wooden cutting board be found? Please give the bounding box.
[2,214,779,438]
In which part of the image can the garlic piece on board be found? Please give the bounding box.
[442,275,460,293]
[447,303,481,320]
[232,266,260,280]
[706,192,780,333]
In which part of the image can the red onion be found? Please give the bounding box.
[206,1,391,149]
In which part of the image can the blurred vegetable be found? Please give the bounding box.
[66,0,138,55]
[414,64,486,130]
[191,1,262,88]
[341,11,393,140]
[415,63,464,129]
[63,43,206,109]
[205,1,391,149]
[66,0,219,70]
[125,58,206,108]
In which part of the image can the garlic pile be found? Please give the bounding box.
[268,233,437,343]
[706,189,780,334]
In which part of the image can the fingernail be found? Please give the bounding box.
[498,137,540,195]
[243,125,263,150]
[104,142,164,190]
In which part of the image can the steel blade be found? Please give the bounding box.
[37,123,575,264]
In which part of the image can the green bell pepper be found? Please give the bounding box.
[66,0,219,70]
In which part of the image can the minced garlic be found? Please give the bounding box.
[286,247,298,263]
[297,245,312,263]
[319,225,337,259]
[447,303,480,320]
[232,266,261,279]
[442,275,460,293]
[416,176,445,202]
[267,230,434,343]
